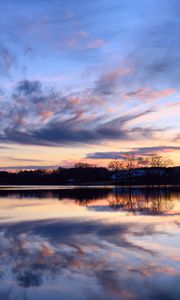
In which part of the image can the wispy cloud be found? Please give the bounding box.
[64,31,105,51]
[0,0,179,164]
[94,64,133,95]
[0,165,58,171]
[0,43,16,76]
[124,88,175,101]
[0,79,159,147]
[87,146,180,159]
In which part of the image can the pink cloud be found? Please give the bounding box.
[88,39,105,49]
[95,64,134,95]
[41,111,54,121]
[79,31,88,38]
[65,31,104,50]
[125,88,175,101]
[65,31,88,49]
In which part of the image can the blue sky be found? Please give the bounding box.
[0,0,180,168]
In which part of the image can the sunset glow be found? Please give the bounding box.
[0,0,179,169]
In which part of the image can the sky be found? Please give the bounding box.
[0,0,180,170]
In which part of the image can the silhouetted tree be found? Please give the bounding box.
[74,162,96,168]
[108,159,124,182]
[148,154,173,168]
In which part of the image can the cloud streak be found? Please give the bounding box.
[0,79,160,147]
[87,146,180,159]
[124,88,175,101]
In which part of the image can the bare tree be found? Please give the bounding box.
[108,159,124,184]
[74,162,96,168]
[148,154,173,168]
[108,159,123,172]
[123,153,138,182]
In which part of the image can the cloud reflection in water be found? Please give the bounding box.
[0,186,179,300]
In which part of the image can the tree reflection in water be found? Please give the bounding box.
[72,187,176,215]
[109,187,174,215]
[0,186,178,215]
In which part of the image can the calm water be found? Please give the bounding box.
[0,186,179,300]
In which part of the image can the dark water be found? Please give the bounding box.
[0,186,179,300]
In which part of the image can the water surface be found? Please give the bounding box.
[0,186,179,300]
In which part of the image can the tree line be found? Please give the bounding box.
[0,153,179,185]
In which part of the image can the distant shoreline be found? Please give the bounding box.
[0,183,179,188]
